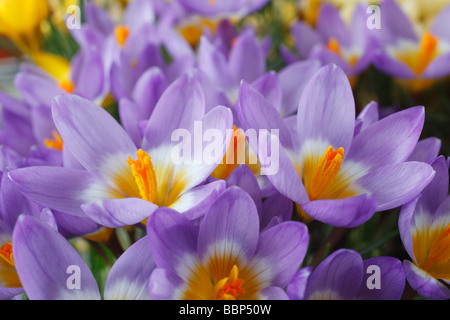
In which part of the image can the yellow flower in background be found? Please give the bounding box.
[0,0,50,51]
[30,51,71,82]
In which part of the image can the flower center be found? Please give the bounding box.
[421,223,450,274]
[127,149,157,203]
[0,242,14,267]
[327,37,341,55]
[115,25,130,47]
[213,265,246,300]
[44,130,63,151]
[59,79,75,94]
[305,146,344,201]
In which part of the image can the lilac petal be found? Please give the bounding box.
[85,2,114,36]
[379,0,418,44]
[357,257,405,300]
[423,52,450,78]
[373,47,416,78]
[118,98,142,147]
[430,4,450,41]
[72,50,105,100]
[407,137,441,163]
[317,4,350,46]
[309,45,352,74]
[0,91,29,118]
[39,208,58,231]
[419,156,449,214]
[0,288,24,300]
[198,36,234,91]
[403,260,450,300]
[142,71,205,150]
[81,198,158,228]
[286,267,313,300]
[13,215,101,300]
[254,221,309,288]
[197,187,260,264]
[52,210,101,238]
[147,207,198,274]
[229,29,265,84]
[296,64,355,153]
[354,101,379,136]
[110,60,132,101]
[132,67,168,119]
[104,236,155,300]
[0,109,35,156]
[260,192,293,231]
[52,94,137,175]
[259,286,289,300]
[399,197,418,261]
[347,107,425,168]
[251,71,282,111]
[357,161,435,211]
[226,165,262,215]
[278,59,321,117]
[237,81,293,148]
[148,268,184,300]
[305,249,363,300]
[301,194,378,228]
[432,195,450,228]
[171,180,226,221]
[123,0,155,31]
[291,22,320,58]
[258,131,309,205]
[8,166,95,217]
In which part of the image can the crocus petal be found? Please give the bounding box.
[258,286,289,300]
[317,4,351,46]
[407,137,441,163]
[356,161,435,211]
[104,236,156,300]
[226,165,262,215]
[252,221,309,288]
[260,192,293,230]
[305,249,363,300]
[347,107,425,168]
[251,71,282,111]
[372,50,416,79]
[148,268,185,300]
[81,197,158,228]
[379,0,418,44]
[142,71,205,150]
[85,2,114,36]
[8,166,95,217]
[357,257,405,300]
[354,101,379,136]
[52,94,137,175]
[430,4,450,41]
[419,156,449,214]
[171,180,226,220]
[197,187,260,264]
[278,59,321,117]
[302,194,377,228]
[147,207,198,275]
[72,50,105,100]
[399,197,418,261]
[403,260,450,300]
[229,29,265,84]
[296,64,355,153]
[123,0,155,31]
[422,52,450,78]
[118,98,142,147]
[0,288,24,300]
[13,215,101,300]
[286,267,313,300]
[291,21,321,58]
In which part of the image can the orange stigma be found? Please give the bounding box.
[44,130,63,151]
[214,265,245,300]
[416,32,438,75]
[0,242,14,267]
[59,79,75,94]
[327,37,341,55]
[307,146,344,201]
[127,149,157,203]
[421,223,450,275]
[115,25,130,47]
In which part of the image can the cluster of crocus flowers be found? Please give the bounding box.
[0,0,449,302]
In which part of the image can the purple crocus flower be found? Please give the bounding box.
[147,186,309,300]
[176,0,270,18]
[238,63,435,228]
[0,219,23,300]
[9,72,232,228]
[373,0,450,90]
[286,249,405,300]
[289,3,377,77]
[12,215,155,300]
[399,156,450,300]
